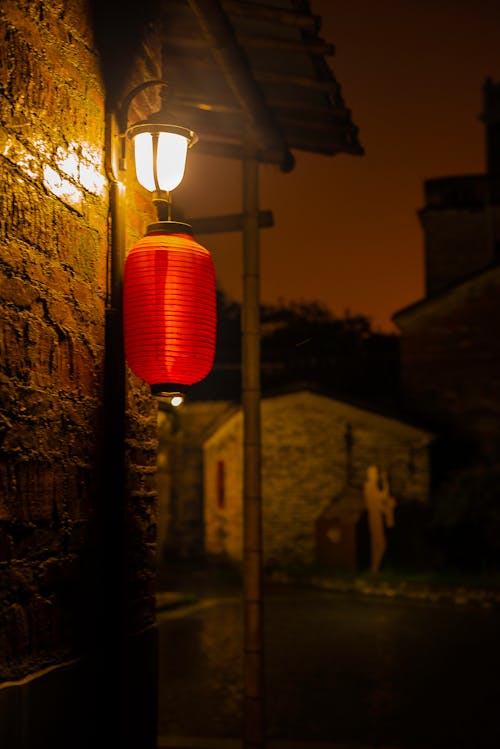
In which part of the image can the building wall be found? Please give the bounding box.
[157,401,236,563]
[0,0,108,682]
[204,391,431,568]
[0,2,160,746]
[204,409,244,562]
[396,84,500,470]
[397,266,500,455]
[420,193,500,296]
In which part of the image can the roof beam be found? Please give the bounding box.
[186,0,294,171]
[164,46,339,92]
[170,98,352,136]
[168,102,245,136]
[269,98,347,116]
[171,95,243,115]
[164,31,335,56]
[194,135,289,165]
[284,133,363,156]
[237,34,334,56]
[221,0,321,31]
[164,48,339,94]
[275,113,351,131]
[254,70,338,93]
[188,210,274,234]
[172,92,348,119]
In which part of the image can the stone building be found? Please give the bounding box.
[201,389,432,570]
[393,79,500,464]
[157,400,236,562]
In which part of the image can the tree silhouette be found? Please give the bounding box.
[188,290,400,404]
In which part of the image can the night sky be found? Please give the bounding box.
[176,0,500,332]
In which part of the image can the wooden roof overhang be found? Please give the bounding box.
[159,0,363,171]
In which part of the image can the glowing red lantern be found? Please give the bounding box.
[123,223,216,399]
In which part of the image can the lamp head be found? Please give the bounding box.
[119,80,198,219]
[127,122,197,195]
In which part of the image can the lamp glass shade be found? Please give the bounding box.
[133,131,188,193]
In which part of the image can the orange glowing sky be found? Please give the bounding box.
[176,0,500,332]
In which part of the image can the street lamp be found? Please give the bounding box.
[132,126,190,192]
[124,84,198,221]
[119,81,216,404]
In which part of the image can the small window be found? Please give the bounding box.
[217,460,225,509]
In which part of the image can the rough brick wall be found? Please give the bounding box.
[0,0,108,682]
[124,379,159,632]
[397,267,500,453]
[0,4,178,748]
[203,391,431,567]
[0,0,161,688]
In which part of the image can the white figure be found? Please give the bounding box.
[363,465,396,573]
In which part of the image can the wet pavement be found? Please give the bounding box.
[157,581,500,748]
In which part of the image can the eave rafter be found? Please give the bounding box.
[160,0,363,165]
[162,46,340,93]
[186,0,295,171]
[163,31,335,57]
[220,0,321,31]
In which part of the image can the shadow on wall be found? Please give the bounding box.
[90,0,160,102]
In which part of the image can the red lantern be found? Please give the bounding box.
[124,223,216,397]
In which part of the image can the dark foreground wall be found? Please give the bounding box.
[0,1,159,746]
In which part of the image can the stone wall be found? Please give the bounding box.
[397,266,500,455]
[157,401,236,562]
[0,0,108,683]
[0,1,160,746]
[204,408,244,563]
[204,391,431,568]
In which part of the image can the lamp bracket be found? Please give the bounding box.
[117,79,168,135]
[146,221,193,236]
[116,79,168,170]
[152,190,171,221]
[116,80,198,172]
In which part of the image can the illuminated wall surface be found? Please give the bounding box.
[0,2,159,747]
[1,1,108,677]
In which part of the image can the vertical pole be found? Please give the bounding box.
[105,114,158,749]
[101,111,127,746]
[242,140,265,749]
